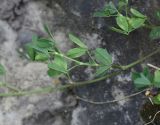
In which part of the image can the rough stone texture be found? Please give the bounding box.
[0,0,160,125]
[0,1,77,125]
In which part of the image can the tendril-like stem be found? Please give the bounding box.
[75,89,148,105]
[144,110,160,125]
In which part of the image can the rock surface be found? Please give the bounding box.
[0,0,160,125]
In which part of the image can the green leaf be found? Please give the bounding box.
[94,1,117,17]
[143,67,154,82]
[116,14,129,32]
[25,44,36,60]
[118,1,126,10]
[32,35,38,42]
[118,0,128,10]
[95,48,112,65]
[48,55,67,73]
[88,60,98,66]
[129,18,145,29]
[95,65,111,77]
[132,68,151,81]
[132,72,140,80]
[134,74,151,89]
[35,53,49,61]
[149,27,160,40]
[43,24,53,38]
[0,64,5,76]
[130,8,146,18]
[132,68,154,89]
[155,10,160,21]
[143,67,150,77]
[110,27,128,35]
[67,48,87,58]
[25,36,54,60]
[47,69,62,77]
[154,70,160,87]
[27,43,49,56]
[93,11,110,17]
[104,1,117,14]
[69,34,87,48]
[154,70,160,83]
[48,63,67,73]
[36,38,54,48]
[153,94,160,104]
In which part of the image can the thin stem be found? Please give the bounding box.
[144,111,160,125]
[98,15,118,18]
[0,86,54,97]
[144,24,160,29]
[68,65,79,71]
[121,48,160,70]
[0,82,20,92]
[125,4,128,17]
[0,71,122,97]
[54,52,99,67]
[147,63,160,70]
[144,24,153,29]
[4,84,21,92]
[87,50,97,64]
[66,73,73,83]
[74,71,122,87]
[44,24,55,40]
[76,88,148,105]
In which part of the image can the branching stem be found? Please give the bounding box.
[121,48,160,70]
[0,48,160,97]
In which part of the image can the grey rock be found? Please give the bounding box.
[0,0,160,125]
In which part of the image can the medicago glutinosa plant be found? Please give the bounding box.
[94,0,160,40]
[0,0,160,106]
